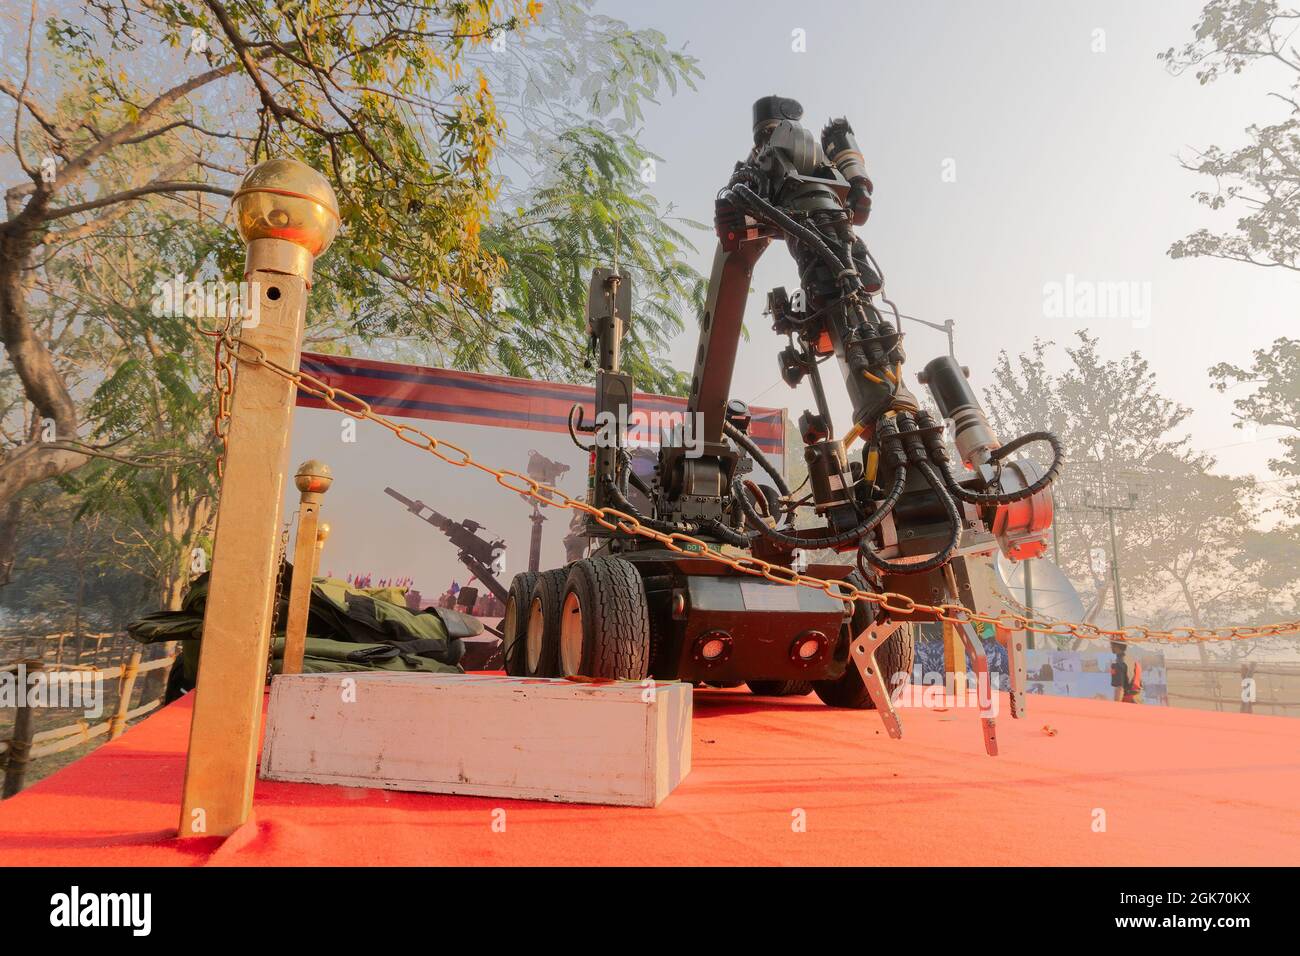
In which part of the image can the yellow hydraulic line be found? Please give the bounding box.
[841,419,866,455]
[863,447,879,482]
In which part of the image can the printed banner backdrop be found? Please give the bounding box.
[297,352,785,453]
[915,639,1169,706]
[1025,648,1169,706]
[286,352,786,615]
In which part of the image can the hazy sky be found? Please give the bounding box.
[596,0,1300,490]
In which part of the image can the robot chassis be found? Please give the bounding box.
[504,96,1063,756]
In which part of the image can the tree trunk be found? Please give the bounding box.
[1175,576,1212,665]
[0,494,21,586]
[0,195,88,512]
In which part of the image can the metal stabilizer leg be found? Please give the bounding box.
[955,621,998,756]
[850,621,904,740]
[999,624,1027,720]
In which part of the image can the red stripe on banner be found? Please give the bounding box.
[295,352,786,453]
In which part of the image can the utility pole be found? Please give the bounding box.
[1078,490,1139,628]
[1021,558,1035,650]
[895,311,956,357]
[1105,505,1125,627]
[1050,486,1061,566]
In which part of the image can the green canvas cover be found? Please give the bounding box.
[128,564,473,696]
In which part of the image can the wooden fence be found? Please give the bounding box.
[1165,660,1300,717]
[0,634,177,798]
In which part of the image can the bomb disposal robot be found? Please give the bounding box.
[502,96,1063,755]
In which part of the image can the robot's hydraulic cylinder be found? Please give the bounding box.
[821,119,873,225]
[920,356,1000,469]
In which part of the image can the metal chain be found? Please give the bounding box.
[208,330,1300,647]
[201,313,237,477]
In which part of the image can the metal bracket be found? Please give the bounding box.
[1001,624,1028,720]
[944,560,1001,756]
[954,620,998,756]
[850,621,904,740]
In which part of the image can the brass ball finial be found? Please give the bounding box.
[232,158,340,257]
[294,459,333,495]
[316,522,332,543]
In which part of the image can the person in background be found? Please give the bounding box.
[1110,641,1143,704]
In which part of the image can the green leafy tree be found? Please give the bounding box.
[1,0,705,618]
[1,0,537,522]
[1,0,535,610]
[1160,1,1300,272]
[1210,337,1300,515]
[1209,337,1300,627]
[1,486,154,635]
[50,216,225,610]
[401,0,707,393]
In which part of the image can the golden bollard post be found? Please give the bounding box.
[942,621,967,699]
[281,461,333,675]
[314,521,331,578]
[179,159,339,838]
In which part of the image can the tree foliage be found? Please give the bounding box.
[1210,336,1300,514]
[985,332,1275,636]
[406,0,706,392]
[1160,0,1300,271]
[0,0,704,620]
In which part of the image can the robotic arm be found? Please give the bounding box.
[569,96,1062,755]
[658,95,1063,579]
[581,95,1061,601]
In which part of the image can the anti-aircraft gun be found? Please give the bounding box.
[384,487,509,605]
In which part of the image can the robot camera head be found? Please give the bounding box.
[752,95,804,144]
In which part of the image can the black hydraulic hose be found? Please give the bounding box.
[613,447,707,522]
[939,430,1064,506]
[857,460,962,577]
[614,447,653,500]
[566,404,596,452]
[730,461,908,551]
[726,183,857,285]
[627,466,653,500]
[722,419,790,500]
[603,477,691,537]
[701,518,753,549]
[603,477,750,549]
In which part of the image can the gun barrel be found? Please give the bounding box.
[385,486,452,529]
[383,486,416,508]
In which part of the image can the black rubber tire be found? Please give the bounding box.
[747,680,813,697]
[525,568,567,677]
[559,557,650,679]
[812,571,915,709]
[645,589,674,677]
[502,571,539,676]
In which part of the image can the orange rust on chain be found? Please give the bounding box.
[203,328,1300,647]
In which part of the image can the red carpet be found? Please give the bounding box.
[1,685,1298,866]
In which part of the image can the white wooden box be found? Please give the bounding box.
[260,672,692,807]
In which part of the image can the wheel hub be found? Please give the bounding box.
[503,598,519,658]
[526,597,545,673]
[559,591,584,676]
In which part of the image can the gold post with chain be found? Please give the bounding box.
[181,159,340,838]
